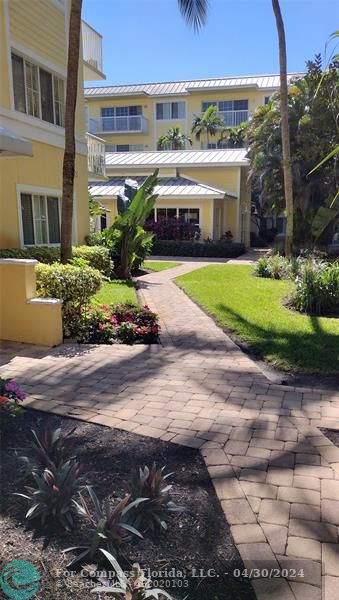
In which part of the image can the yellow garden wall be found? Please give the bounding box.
[0,259,62,346]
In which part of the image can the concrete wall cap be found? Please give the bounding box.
[27,298,62,305]
[0,258,39,265]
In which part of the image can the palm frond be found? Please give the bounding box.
[177,0,209,31]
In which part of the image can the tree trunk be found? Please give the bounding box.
[272,0,294,256]
[60,0,83,263]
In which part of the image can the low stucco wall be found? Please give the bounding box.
[0,259,63,346]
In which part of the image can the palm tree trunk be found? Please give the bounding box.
[272,0,294,256]
[60,0,83,263]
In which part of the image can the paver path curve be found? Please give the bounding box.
[1,260,339,600]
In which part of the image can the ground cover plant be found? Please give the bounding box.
[1,411,256,600]
[77,303,160,345]
[176,264,339,374]
[143,261,182,272]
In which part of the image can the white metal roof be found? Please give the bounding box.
[85,73,302,98]
[89,176,233,199]
[105,149,248,168]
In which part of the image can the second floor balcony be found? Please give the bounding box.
[82,21,105,81]
[88,115,148,135]
[218,110,249,127]
[86,133,106,179]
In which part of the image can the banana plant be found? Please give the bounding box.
[112,170,159,279]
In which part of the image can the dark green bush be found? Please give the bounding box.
[0,246,112,276]
[151,240,245,258]
[290,260,339,315]
[36,262,102,337]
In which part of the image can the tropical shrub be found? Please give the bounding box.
[0,377,25,417]
[144,217,199,241]
[65,487,144,567]
[290,260,339,315]
[76,303,160,345]
[92,550,174,599]
[20,427,77,476]
[151,240,245,258]
[15,459,81,530]
[126,464,183,533]
[254,254,291,280]
[36,262,102,337]
[0,246,112,276]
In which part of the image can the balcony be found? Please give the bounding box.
[82,20,105,81]
[219,110,249,127]
[88,115,148,135]
[86,133,106,180]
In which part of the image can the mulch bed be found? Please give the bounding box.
[321,428,339,447]
[0,410,255,600]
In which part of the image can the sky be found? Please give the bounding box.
[82,0,339,86]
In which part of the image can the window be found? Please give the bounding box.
[54,76,65,126]
[12,53,26,113]
[156,101,186,120]
[20,193,60,246]
[264,95,271,105]
[105,144,144,152]
[179,208,200,225]
[11,52,65,126]
[149,207,200,224]
[101,106,142,131]
[201,99,248,112]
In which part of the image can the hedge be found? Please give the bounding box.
[151,240,245,258]
[0,246,112,276]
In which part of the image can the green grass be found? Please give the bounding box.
[176,264,339,374]
[143,261,182,272]
[92,280,137,307]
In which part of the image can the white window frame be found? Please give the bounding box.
[17,185,63,248]
[11,50,65,128]
[152,207,200,227]
[155,101,186,121]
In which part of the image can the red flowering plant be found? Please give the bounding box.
[78,303,160,345]
[0,377,26,416]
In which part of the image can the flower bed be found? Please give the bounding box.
[0,377,26,416]
[78,303,160,344]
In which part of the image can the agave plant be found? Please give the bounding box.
[64,486,145,568]
[20,427,77,476]
[92,549,174,599]
[126,464,183,533]
[14,458,81,530]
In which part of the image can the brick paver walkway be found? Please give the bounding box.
[1,260,339,600]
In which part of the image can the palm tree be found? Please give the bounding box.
[191,105,225,147]
[60,0,83,263]
[178,0,294,255]
[157,126,192,150]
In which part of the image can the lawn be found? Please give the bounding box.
[92,279,137,306]
[143,260,182,272]
[176,264,339,374]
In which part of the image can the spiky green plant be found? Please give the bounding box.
[20,427,77,476]
[65,486,145,567]
[126,464,183,533]
[15,459,81,530]
[92,549,174,599]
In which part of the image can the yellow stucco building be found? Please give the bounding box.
[0,0,105,345]
[85,74,298,244]
[0,0,105,250]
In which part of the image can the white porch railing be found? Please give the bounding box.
[82,21,103,73]
[88,115,148,134]
[219,110,249,127]
[86,133,105,177]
